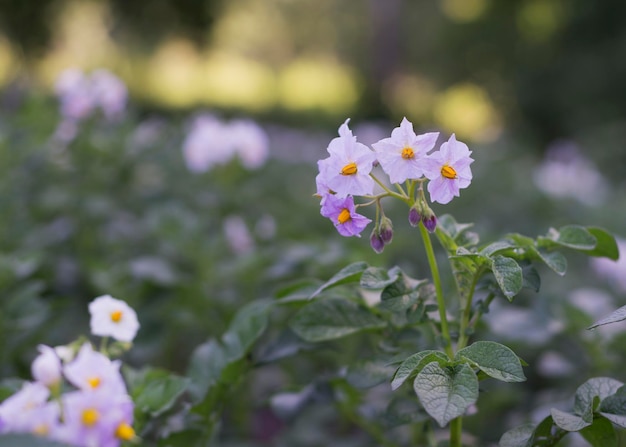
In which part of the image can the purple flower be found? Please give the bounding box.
[227,119,270,170]
[422,134,473,204]
[59,390,134,447]
[63,344,127,395]
[319,119,376,198]
[369,230,385,253]
[91,69,128,120]
[31,345,62,388]
[372,118,439,184]
[320,195,371,237]
[0,382,50,434]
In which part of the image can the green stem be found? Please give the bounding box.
[450,417,463,447]
[419,222,454,359]
[456,272,481,351]
[370,173,410,203]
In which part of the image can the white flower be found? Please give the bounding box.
[31,345,62,387]
[88,295,140,342]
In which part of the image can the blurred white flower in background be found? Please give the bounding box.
[223,215,255,256]
[591,237,626,292]
[182,114,269,173]
[88,295,140,343]
[532,140,608,206]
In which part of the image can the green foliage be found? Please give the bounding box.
[455,341,526,383]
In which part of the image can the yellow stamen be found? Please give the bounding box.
[441,164,457,179]
[82,408,99,427]
[87,376,101,389]
[341,162,357,175]
[33,424,49,436]
[401,147,415,159]
[337,209,351,224]
[115,422,136,440]
[110,310,123,322]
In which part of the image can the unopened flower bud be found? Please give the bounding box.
[408,206,421,227]
[370,230,385,254]
[32,345,62,388]
[422,214,437,232]
[379,217,393,244]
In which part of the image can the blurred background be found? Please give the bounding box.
[1,0,626,445]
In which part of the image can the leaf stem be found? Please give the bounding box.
[419,222,454,359]
[449,417,463,447]
[456,272,481,351]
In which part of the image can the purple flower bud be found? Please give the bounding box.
[379,217,393,244]
[422,214,437,232]
[370,230,385,254]
[408,207,421,227]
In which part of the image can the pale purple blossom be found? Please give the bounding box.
[227,119,269,169]
[0,382,60,437]
[422,134,473,204]
[319,119,376,198]
[320,194,371,237]
[372,118,439,184]
[31,345,62,387]
[591,237,626,292]
[90,69,128,120]
[63,343,127,395]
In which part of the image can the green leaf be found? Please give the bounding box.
[437,214,475,240]
[480,241,516,257]
[532,248,567,276]
[521,264,541,292]
[584,227,619,260]
[391,350,449,390]
[543,225,597,250]
[550,408,592,431]
[309,262,368,298]
[498,423,534,447]
[360,266,401,289]
[574,377,624,415]
[456,341,526,382]
[490,255,523,300]
[580,416,618,446]
[290,297,386,342]
[346,360,397,389]
[133,371,189,417]
[589,305,626,330]
[413,362,479,427]
[599,386,626,428]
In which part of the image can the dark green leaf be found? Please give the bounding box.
[584,227,619,260]
[456,341,526,382]
[480,241,516,257]
[413,362,478,427]
[347,360,396,389]
[309,262,368,298]
[543,225,597,250]
[490,255,523,300]
[589,305,626,330]
[600,386,626,427]
[521,264,541,292]
[290,297,386,342]
[134,373,189,417]
[391,350,449,390]
[580,416,618,447]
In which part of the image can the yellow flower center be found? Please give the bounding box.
[33,424,49,436]
[115,422,136,440]
[81,408,100,427]
[341,162,358,176]
[87,376,101,389]
[441,164,457,179]
[337,209,351,224]
[401,147,414,159]
[110,310,123,322]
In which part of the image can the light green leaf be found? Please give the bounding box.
[498,423,534,447]
[391,350,449,390]
[580,416,618,446]
[543,225,597,250]
[347,360,397,389]
[589,305,626,330]
[574,377,624,415]
[309,262,368,298]
[360,266,401,289]
[413,362,478,427]
[290,297,386,342]
[490,255,523,300]
[550,408,592,432]
[480,241,516,257]
[456,341,526,382]
[584,227,619,260]
[533,248,567,276]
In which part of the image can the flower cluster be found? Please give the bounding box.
[316,118,473,251]
[55,69,128,122]
[182,114,269,173]
[0,295,139,447]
